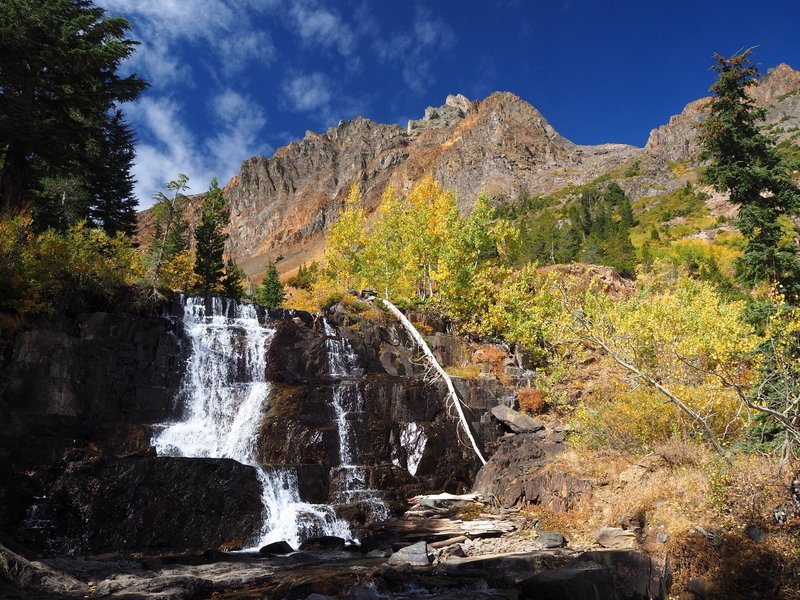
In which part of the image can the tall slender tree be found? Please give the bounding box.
[0,0,148,216]
[90,110,138,236]
[700,50,800,295]
[151,174,189,280]
[193,178,229,295]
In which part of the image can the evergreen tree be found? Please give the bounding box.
[89,111,138,236]
[700,50,800,295]
[220,259,246,300]
[193,178,229,295]
[254,262,285,307]
[0,0,148,216]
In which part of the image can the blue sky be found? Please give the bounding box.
[98,0,800,209]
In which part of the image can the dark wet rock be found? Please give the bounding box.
[472,434,591,510]
[349,585,380,599]
[51,456,262,554]
[299,536,347,551]
[265,320,329,383]
[1,310,186,423]
[388,541,431,566]
[490,405,543,434]
[260,540,295,555]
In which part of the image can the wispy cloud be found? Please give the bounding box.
[128,93,270,207]
[206,90,272,179]
[283,72,333,112]
[288,0,356,57]
[377,6,455,93]
[99,0,274,207]
[101,0,276,85]
[126,98,205,203]
[281,71,367,130]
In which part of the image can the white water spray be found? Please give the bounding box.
[153,297,350,549]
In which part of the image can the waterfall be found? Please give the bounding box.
[153,297,350,549]
[323,319,388,520]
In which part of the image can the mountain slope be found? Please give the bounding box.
[137,64,800,280]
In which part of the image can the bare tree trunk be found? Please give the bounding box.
[0,145,28,215]
[382,298,487,465]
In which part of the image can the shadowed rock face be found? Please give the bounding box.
[0,300,512,555]
[52,456,263,554]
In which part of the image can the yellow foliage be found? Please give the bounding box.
[160,250,196,292]
[0,217,141,315]
[321,183,367,293]
[575,271,761,450]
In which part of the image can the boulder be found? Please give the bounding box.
[473,434,591,510]
[299,536,346,551]
[594,527,637,549]
[534,531,567,549]
[388,541,431,567]
[260,540,295,555]
[490,405,543,433]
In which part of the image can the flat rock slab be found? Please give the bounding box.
[594,527,637,549]
[490,405,543,434]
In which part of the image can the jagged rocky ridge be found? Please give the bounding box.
[138,64,800,279]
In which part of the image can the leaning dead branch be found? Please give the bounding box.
[382,299,487,465]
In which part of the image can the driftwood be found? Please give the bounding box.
[428,535,468,549]
[382,299,487,465]
[411,493,484,505]
[376,517,516,540]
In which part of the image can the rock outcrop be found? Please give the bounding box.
[646,62,800,163]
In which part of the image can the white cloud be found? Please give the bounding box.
[98,0,275,208]
[127,93,269,208]
[283,73,333,112]
[100,0,275,85]
[206,90,272,180]
[126,98,205,204]
[289,0,355,57]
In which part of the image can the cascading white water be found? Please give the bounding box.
[323,320,387,519]
[153,297,350,549]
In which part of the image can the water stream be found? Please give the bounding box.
[153,297,350,549]
[323,319,388,519]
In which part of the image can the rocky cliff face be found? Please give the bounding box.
[0,298,518,555]
[645,63,800,163]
